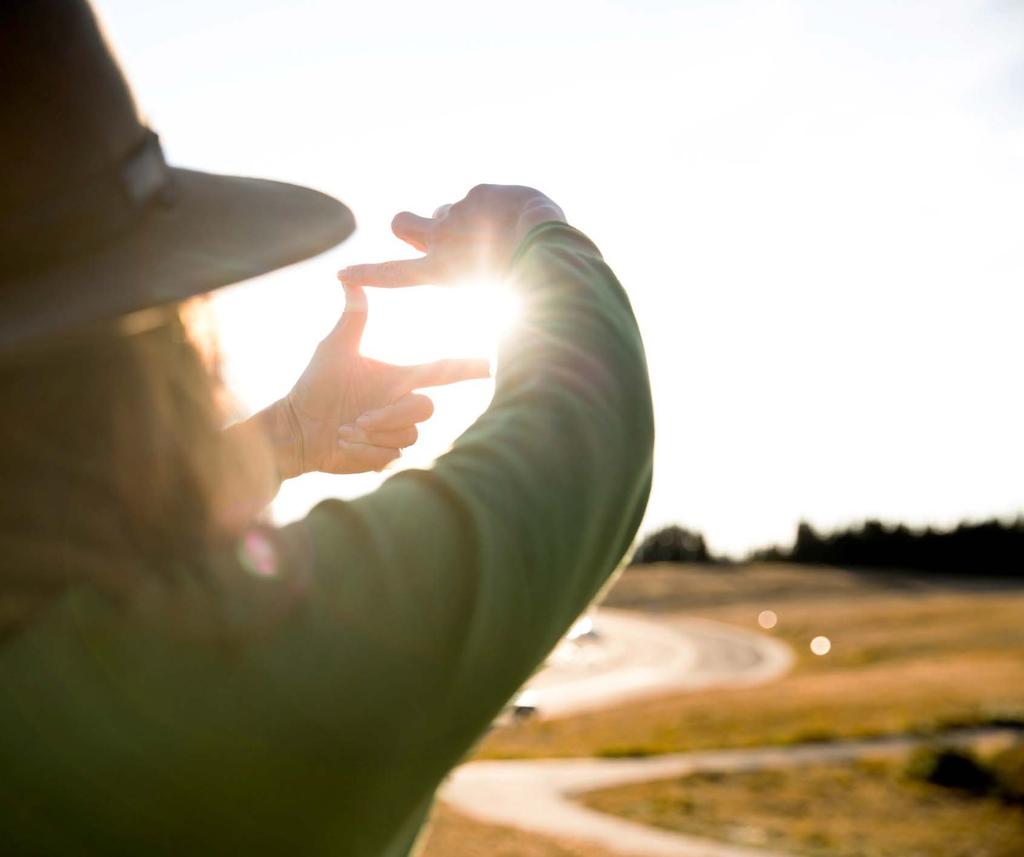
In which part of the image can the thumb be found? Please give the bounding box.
[327,283,368,351]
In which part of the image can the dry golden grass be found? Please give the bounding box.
[581,752,1024,857]
[478,564,1024,759]
[430,564,1024,855]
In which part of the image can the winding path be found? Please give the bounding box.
[440,608,1019,855]
[443,729,1016,857]
[440,609,799,856]
[512,610,793,720]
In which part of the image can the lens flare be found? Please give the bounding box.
[238,529,279,578]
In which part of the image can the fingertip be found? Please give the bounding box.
[338,266,381,291]
[390,211,414,235]
[338,266,364,287]
[412,393,435,421]
[392,211,436,253]
[342,281,368,310]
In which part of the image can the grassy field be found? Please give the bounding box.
[581,749,1024,857]
[418,804,626,857]
[427,562,1024,854]
[478,563,1024,759]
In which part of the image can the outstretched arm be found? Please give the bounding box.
[266,186,654,850]
[61,187,654,856]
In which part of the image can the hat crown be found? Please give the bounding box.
[0,0,146,216]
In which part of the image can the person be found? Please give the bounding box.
[0,2,654,856]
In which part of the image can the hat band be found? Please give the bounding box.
[0,130,177,277]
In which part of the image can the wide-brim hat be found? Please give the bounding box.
[0,1,354,352]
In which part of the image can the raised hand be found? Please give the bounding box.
[339,184,566,289]
[264,284,489,478]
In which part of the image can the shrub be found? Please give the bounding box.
[596,744,660,758]
[904,745,995,796]
[631,526,710,565]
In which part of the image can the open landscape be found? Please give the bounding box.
[11,3,1022,854]
[420,562,1024,856]
[582,743,1024,857]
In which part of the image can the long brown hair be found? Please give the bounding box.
[0,306,271,633]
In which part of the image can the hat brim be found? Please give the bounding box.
[2,167,355,351]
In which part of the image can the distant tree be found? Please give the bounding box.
[751,517,1024,578]
[631,525,711,565]
[793,521,824,563]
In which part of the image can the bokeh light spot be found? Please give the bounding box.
[757,609,778,630]
[810,635,832,656]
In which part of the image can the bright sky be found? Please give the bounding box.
[96,0,1024,556]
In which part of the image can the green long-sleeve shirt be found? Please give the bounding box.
[0,222,654,856]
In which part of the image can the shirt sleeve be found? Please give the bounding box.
[268,221,654,849]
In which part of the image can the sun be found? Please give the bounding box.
[211,269,521,416]
[359,279,522,368]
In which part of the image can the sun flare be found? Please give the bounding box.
[211,271,522,522]
[359,279,522,367]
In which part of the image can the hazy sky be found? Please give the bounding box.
[95,0,1024,555]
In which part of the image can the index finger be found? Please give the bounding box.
[338,257,436,288]
[403,357,492,390]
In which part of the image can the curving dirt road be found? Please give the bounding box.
[443,728,1016,857]
[513,609,793,721]
[440,609,798,856]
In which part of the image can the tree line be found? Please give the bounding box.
[631,518,1024,576]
